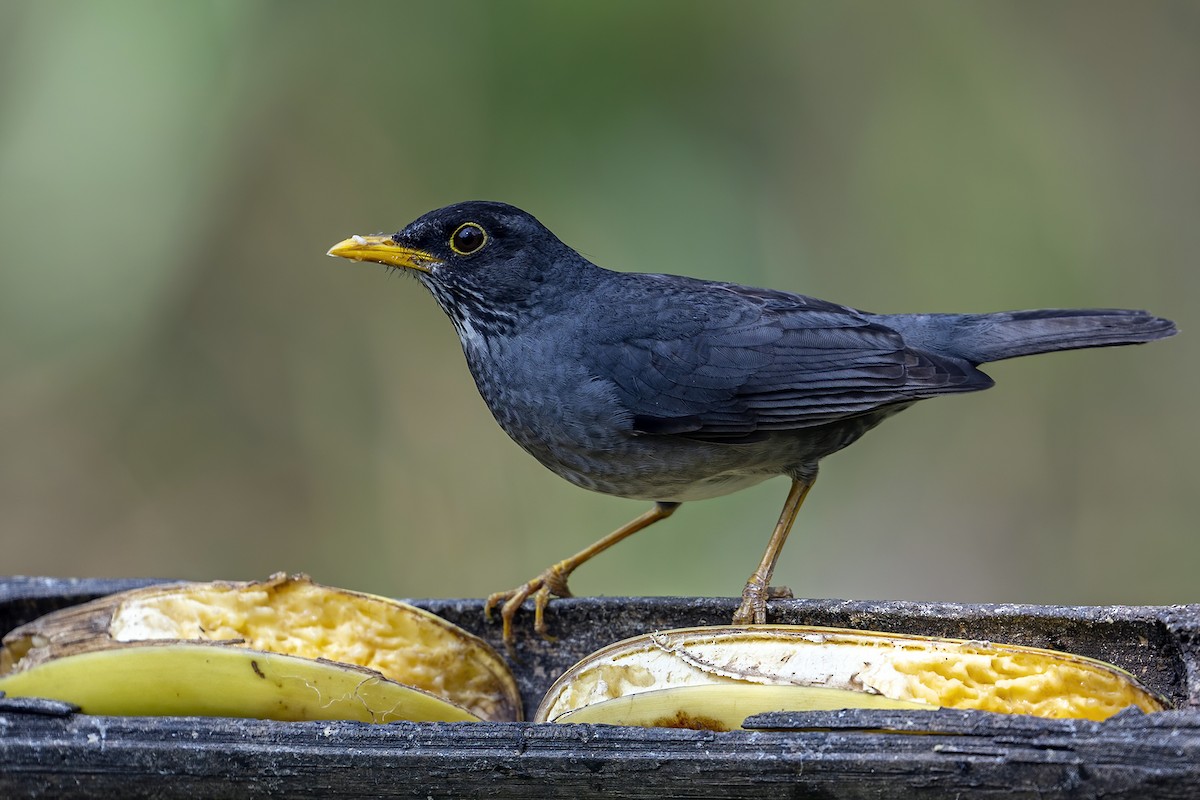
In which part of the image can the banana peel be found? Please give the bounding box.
[0,574,521,723]
[545,683,931,730]
[535,626,1165,729]
[1,584,1167,730]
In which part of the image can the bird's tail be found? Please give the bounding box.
[879,308,1177,365]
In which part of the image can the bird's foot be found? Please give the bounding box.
[732,579,771,625]
[484,561,575,648]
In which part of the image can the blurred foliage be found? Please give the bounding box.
[1,1,1196,607]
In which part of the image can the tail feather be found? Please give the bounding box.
[878,309,1177,365]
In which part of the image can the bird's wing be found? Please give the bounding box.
[586,279,989,442]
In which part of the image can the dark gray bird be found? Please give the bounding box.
[328,201,1176,644]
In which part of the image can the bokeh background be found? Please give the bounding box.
[2,1,1195,608]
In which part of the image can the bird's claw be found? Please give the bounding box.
[732,579,771,625]
[485,562,575,648]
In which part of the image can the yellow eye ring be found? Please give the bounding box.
[449,222,488,255]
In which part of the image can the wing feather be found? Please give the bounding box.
[585,278,990,441]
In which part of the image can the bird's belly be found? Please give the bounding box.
[463,341,872,503]
[478,381,785,501]
[508,429,785,502]
[565,466,776,503]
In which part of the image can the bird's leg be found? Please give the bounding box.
[485,501,681,646]
[733,476,815,625]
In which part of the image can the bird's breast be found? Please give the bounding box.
[454,333,787,501]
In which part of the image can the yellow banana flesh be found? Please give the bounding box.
[535,626,1165,728]
[0,645,480,723]
[0,574,521,722]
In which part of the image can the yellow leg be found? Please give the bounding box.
[485,501,680,646]
[732,476,815,625]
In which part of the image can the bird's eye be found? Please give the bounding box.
[450,222,487,255]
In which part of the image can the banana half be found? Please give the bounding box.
[0,574,521,723]
[534,626,1165,729]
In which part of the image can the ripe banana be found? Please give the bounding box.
[0,574,521,722]
[534,626,1165,729]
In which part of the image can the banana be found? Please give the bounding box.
[2,583,1166,729]
[546,684,931,730]
[534,626,1165,729]
[0,574,521,722]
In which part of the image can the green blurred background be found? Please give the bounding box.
[2,1,1195,608]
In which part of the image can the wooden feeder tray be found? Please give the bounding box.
[2,576,1198,799]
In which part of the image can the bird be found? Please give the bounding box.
[327,201,1177,645]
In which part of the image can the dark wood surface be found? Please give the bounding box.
[2,577,1198,799]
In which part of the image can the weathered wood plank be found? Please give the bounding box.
[2,577,1197,799]
[2,710,1198,799]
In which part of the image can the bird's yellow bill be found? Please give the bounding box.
[326,235,439,273]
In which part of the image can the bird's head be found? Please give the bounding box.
[328,201,588,331]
